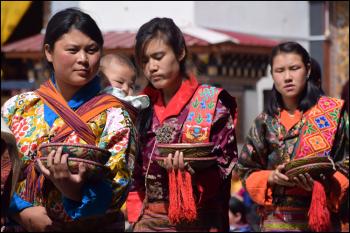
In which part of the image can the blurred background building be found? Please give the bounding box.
[1,1,349,143]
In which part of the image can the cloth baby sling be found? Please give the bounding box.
[167,84,222,224]
[294,96,344,232]
[23,79,123,203]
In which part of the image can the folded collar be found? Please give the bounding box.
[142,74,199,124]
[44,74,101,127]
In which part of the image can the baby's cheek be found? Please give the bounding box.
[112,82,123,89]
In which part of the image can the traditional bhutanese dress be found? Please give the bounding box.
[237,96,349,232]
[1,76,136,231]
[1,117,21,218]
[131,74,238,232]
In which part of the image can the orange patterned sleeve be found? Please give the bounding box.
[328,171,349,212]
[245,170,274,206]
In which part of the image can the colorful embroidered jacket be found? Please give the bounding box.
[1,77,136,227]
[237,96,349,231]
[132,75,238,231]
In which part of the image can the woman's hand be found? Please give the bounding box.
[268,164,295,187]
[164,150,185,171]
[36,146,87,202]
[292,173,314,191]
[163,150,195,174]
[11,206,55,232]
[293,173,329,192]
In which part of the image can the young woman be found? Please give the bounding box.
[127,17,238,232]
[1,8,135,231]
[237,41,349,232]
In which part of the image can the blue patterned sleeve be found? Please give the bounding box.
[62,179,112,220]
[8,193,33,214]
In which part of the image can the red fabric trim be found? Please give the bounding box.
[126,191,145,223]
[168,169,181,224]
[308,181,331,232]
[142,74,199,124]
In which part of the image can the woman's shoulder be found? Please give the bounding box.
[312,95,346,112]
[207,86,236,113]
[319,95,344,103]
[1,91,40,125]
[2,91,40,113]
[253,111,274,125]
[103,102,135,127]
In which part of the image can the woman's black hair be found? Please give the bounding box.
[134,17,188,78]
[43,8,103,71]
[267,41,323,116]
[309,57,325,95]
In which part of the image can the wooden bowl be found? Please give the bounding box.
[37,143,111,181]
[284,156,336,180]
[155,142,216,171]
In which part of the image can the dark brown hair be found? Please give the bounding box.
[134,17,188,78]
[267,41,323,116]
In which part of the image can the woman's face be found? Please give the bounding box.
[45,28,101,87]
[272,52,310,100]
[141,37,184,90]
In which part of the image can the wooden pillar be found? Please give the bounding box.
[43,1,51,30]
[323,39,331,96]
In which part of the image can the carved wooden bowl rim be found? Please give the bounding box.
[157,142,215,149]
[284,156,334,171]
[35,157,107,167]
[284,156,336,179]
[38,143,111,157]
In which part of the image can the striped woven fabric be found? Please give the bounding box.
[36,79,123,145]
[261,206,309,232]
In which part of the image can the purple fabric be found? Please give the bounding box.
[135,97,238,202]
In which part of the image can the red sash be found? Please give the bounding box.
[181,85,222,143]
[168,85,224,224]
[293,96,344,232]
[295,96,344,159]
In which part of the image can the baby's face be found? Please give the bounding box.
[103,63,136,96]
